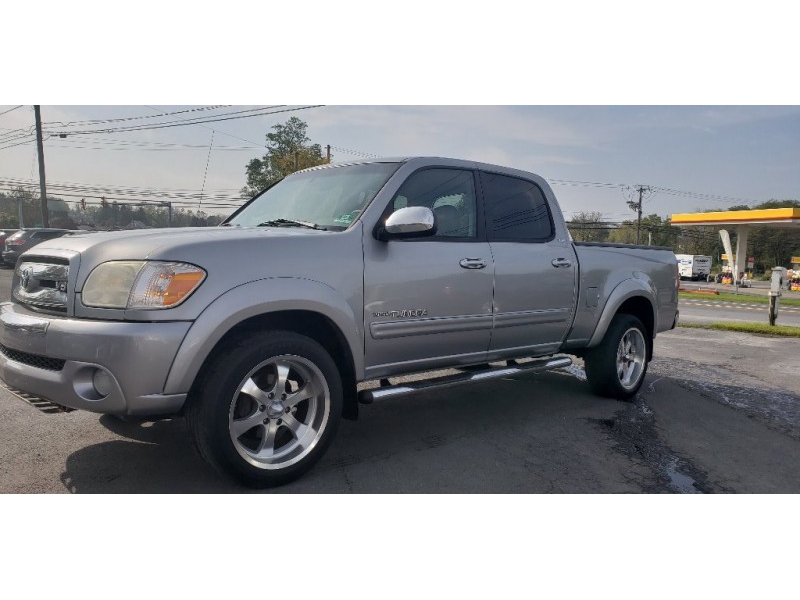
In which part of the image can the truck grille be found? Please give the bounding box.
[0,343,66,371]
[13,258,70,313]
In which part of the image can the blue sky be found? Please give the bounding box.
[1,105,798,221]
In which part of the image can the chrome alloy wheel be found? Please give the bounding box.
[616,327,646,390]
[228,355,330,470]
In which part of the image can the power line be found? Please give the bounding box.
[0,178,243,203]
[0,136,36,151]
[328,145,383,159]
[41,105,231,127]
[0,130,31,144]
[548,178,628,189]
[0,105,23,117]
[46,138,260,152]
[198,131,215,212]
[0,175,240,195]
[43,105,282,134]
[649,185,758,207]
[144,105,266,147]
[0,186,244,209]
[45,105,324,137]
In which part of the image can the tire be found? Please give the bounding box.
[584,314,649,401]
[186,331,343,488]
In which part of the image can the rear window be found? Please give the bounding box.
[481,172,554,242]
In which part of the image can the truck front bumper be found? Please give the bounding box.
[0,302,192,416]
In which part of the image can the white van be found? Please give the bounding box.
[676,254,712,281]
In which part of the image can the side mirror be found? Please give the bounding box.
[377,206,437,241]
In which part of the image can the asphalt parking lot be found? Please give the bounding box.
[1,267,799,493]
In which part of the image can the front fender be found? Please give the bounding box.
[163,277,363,395]
[587,276,657,348]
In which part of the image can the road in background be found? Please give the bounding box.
[680,298,800,327]
[679,281,800,326]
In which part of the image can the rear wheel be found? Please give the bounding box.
[186,331,342,488]
[584,314,649,400]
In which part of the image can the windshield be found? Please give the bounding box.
[226,162,400,231]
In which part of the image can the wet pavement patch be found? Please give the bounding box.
[593,398,712,494]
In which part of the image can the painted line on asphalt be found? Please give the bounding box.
[681,301,800,313]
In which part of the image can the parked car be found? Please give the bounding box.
[0,229,19,249]
[2,228,71,266]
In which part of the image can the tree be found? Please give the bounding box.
[608,214,679,249]
[567,211,610,242]
[745,200,800,270]
[0,187,75,229]
[240,117,327,197]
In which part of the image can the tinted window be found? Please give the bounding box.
[391,169,477,238]
[482,172,553,241]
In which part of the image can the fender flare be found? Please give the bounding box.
[587,277,657,349]
[163,277,363,395]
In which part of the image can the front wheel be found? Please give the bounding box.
[584,314,649,400]
[186,331,342,488]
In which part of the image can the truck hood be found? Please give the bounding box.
[15,224,365,323]
[29,226,329,262]
[25,226,343,288]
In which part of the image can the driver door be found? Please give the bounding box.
[363,168,494,379]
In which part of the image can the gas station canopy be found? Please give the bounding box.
[672,208,800,228]
[671,208,800,276]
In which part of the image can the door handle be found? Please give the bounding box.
[551,258,572,268]
[460,258,487,270]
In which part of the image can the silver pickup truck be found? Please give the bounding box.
[0,157,678,487]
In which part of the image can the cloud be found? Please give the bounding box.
[307,106,609,164]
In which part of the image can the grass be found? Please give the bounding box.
[679,290,800,307]
[679,321,800,337]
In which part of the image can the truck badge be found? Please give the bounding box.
[372,309,429,318]
[20,268,32,291]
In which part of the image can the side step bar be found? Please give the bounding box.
[358,356,573,404]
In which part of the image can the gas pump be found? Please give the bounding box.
[769,268,785,326]
[790,258,800,291]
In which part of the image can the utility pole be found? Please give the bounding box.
[326,144,331,163]
[34,105,50,227]
[627,185,650,245]
[17,196,25,228]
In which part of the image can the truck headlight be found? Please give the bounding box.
[82,261,206,309]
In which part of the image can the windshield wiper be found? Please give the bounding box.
[257,218,327,231]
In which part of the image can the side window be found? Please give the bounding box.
[390,168,477,238]
[482,172,554,242]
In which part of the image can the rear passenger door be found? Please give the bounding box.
[480,170,577,357]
